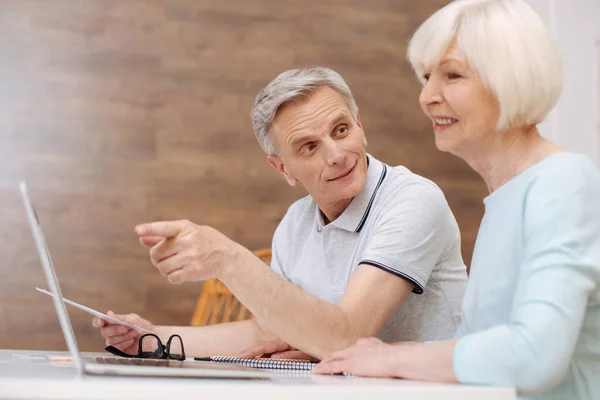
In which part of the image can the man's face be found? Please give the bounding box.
[268,86,368,206]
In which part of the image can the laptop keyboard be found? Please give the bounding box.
[92,356,174,367]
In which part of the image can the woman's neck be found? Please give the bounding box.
[459,126,564,193]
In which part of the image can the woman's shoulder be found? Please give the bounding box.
[535,152,598,176]
[528,152,600,195]
[521,153,600,281]
[523,152,600,229]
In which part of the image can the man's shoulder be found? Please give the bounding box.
[272,194,315,246]
[277,194,315,230]
[379,163,447,205]
[286,194,315,218]
[364,162,457,235]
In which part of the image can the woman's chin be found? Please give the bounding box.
[434,136,463,155]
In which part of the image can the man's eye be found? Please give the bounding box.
[302,143,317,154]
[334,125,348,136]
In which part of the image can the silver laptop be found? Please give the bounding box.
[19,181,271,379]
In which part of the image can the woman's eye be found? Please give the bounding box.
[448,73,461,79]
[423,74,431,81]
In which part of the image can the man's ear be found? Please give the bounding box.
[356,109,368,147]
[356,108,363,128]
[267,155,298,186]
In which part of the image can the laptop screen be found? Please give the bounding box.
[19,181,84,372]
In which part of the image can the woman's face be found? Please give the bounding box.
[418,44,500,156]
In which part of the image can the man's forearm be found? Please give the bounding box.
[154,319,274,358]
[221,252,358,360]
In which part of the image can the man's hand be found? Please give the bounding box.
[135,220,249,284]
[92,311,155,355]
[238,339,319,361]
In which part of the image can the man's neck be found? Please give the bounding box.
[318,197,353,225]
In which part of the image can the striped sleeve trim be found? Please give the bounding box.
[360,259,425,294]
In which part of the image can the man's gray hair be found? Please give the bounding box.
[250,67,358,155]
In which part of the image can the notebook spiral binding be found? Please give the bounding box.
[210,356,318,371]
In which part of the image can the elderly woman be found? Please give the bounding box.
[314,0,600,399]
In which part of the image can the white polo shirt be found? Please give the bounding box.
[271,154,467,342]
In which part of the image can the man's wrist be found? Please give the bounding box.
[218,244,253,284]
[153,325,171,344]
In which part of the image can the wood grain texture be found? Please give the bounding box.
[0,0,487,352]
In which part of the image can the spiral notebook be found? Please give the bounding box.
[194,356,318,371]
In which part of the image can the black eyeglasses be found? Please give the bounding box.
[105,334,185,361]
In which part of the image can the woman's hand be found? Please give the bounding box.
[314,337,402,377]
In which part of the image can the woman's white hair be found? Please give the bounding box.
[407,0,563,131]
[250,67,358,155]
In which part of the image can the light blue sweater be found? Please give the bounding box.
[453,153,600,399]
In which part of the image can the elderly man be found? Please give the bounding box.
[93,67,467,361]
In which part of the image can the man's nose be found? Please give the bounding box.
[324,139,346,166]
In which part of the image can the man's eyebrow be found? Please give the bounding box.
[289,113,351,147]
[329,113,350,129]
[291,134,317,147]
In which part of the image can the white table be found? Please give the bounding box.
[0,350,516,400]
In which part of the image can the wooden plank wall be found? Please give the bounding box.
[0,0,487,351]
